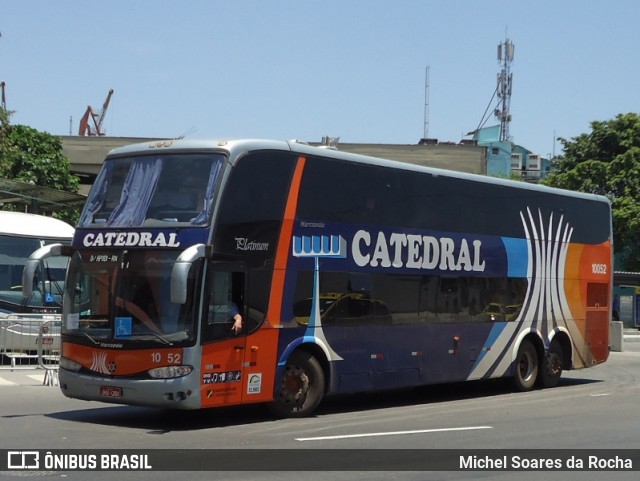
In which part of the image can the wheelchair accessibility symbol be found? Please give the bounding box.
[115,317,132,338]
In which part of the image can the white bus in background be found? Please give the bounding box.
[0,211,74,361]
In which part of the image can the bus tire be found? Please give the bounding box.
[538,339,563,388]
[268,351,325,418]
[513,339,538,392]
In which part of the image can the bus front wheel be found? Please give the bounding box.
[268,351,324,418]
[513,339,538,391]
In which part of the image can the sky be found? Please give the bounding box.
[2,0,639,157]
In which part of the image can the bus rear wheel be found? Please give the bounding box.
[513,339,538,391]
[538,339,563,388]
[268,351,324,418]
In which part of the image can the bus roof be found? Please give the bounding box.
[106,138,610,205]
[0,211,74,239]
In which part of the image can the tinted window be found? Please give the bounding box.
[297,156,610,244]
[214,151,297,262]
[217,151,297,225]
[289,268,528,326]
[79,153,224,227]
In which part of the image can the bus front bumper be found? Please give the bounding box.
[58,368,202,410]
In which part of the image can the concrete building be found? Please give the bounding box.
[61,136,489,195]
[471,125,551,180]
[61,136,155,194]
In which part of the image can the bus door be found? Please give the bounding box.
[200,263,248,408]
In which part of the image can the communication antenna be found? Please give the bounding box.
[495,37,514,142]
[1,33,5,112]
[423,65,430,140]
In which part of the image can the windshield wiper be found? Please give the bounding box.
[82,332,100,345]
[137,331,173,346]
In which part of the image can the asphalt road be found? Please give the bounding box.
[1,337,639,481]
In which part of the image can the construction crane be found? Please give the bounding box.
[78,89,114,136]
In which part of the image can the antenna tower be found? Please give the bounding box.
[1,81,6,111]
[423,65,430,139]
[495,37,514,142]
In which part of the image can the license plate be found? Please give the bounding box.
[100,386,122,398]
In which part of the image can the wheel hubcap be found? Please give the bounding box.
[519,351,534,381]
[547,352,561,376]
[281,366,309,404]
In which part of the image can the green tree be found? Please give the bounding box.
[543,113,640,270]
[0,106,12,172]
[0,119,81,225]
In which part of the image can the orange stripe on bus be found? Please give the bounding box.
[265,156,307,325]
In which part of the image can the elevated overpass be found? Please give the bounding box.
[60,136,488,195]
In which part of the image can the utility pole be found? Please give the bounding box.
[1,32,5,112]
[423,65,430,140]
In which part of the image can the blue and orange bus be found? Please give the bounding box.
[24,139,612,417]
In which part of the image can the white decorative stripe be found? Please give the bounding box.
[470,207,582,379]
[91,351,110,375]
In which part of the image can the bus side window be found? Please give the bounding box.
[204,269,246,341]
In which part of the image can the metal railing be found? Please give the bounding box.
[0,314,61,385]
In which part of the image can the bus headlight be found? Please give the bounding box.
[60,357,83,372]
[148,365,193,379]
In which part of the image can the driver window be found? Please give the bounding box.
[204,268,245,342]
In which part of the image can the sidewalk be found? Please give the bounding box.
[624,327,640,342]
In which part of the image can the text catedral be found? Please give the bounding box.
[352,230,486,272]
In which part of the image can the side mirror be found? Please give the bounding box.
[171,243,208,304]
[22,243,71,298]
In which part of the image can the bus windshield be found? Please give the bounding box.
[63,249,200,345]
[78,153,225,228]
[0,234,68,313]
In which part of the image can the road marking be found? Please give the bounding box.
[590,393,611,397]
[0,374,45,386]
[295,425,493,442]
[0,376,16,386]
